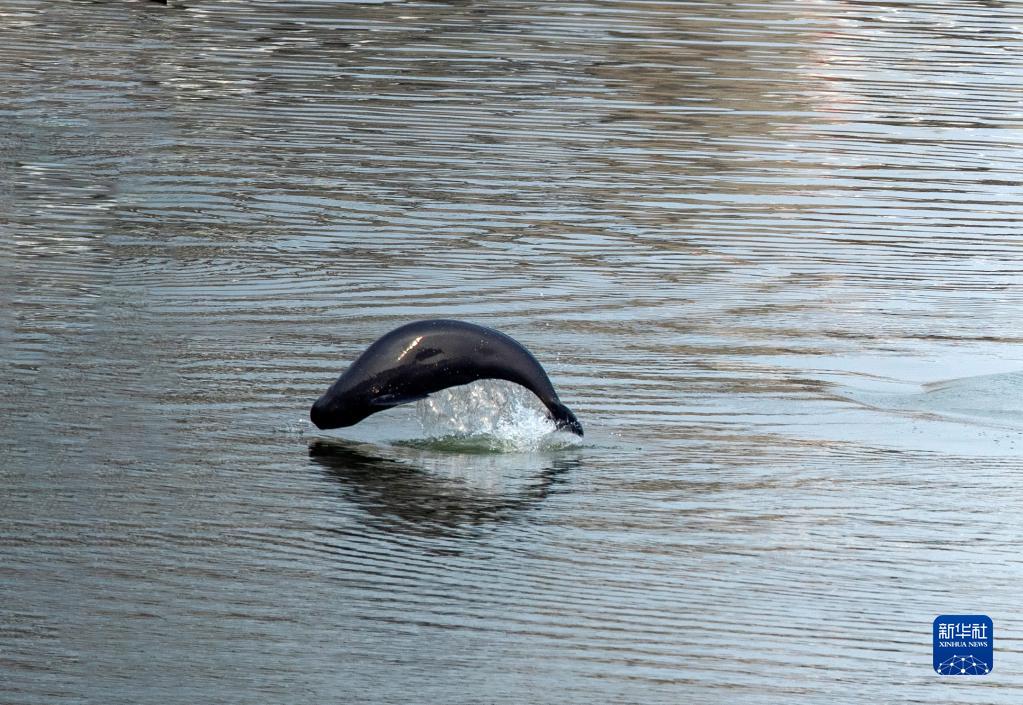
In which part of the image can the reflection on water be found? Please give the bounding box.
[3,0,1023,703]
[311,439,576,536]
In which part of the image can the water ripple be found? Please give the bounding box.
[4,0,1023,703]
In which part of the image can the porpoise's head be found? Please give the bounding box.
[309,384,373,430]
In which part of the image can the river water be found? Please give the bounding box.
[3,1,1023,702]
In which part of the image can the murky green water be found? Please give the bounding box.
[3,1,1023,702]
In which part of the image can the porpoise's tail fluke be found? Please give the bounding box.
[546,400,583,437]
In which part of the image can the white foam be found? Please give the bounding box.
[414,380,582,452]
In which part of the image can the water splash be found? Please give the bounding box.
[411,380,582,452]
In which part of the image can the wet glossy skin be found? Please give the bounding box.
[310,320,583,435]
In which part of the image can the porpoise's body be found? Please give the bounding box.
[310,319,582,435]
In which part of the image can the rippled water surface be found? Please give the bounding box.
[3,1,1023,702]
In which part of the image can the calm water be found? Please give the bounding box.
[3,0,1023,702]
